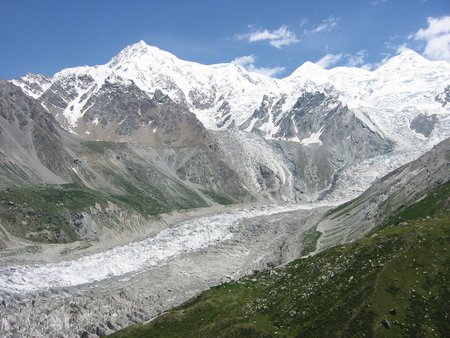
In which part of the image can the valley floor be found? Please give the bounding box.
[114,181,450,338]
[0,202,332,337]
[112,202,450,337]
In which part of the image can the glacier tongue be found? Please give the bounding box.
[0,204,320,294]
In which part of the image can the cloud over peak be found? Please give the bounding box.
[231,54,285,77]
[236,25,299,49]
[316,50,372,69]
[413,15,450,62]
[315,53,343,68]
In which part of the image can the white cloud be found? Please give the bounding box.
[395,43,409,53]
[415,16,450,40]
[346,50,374,70]
[305,16,339,34]
[236,25,299,49]
[422,34,450,61]
[360,64,373,71]
[231,55,285,77]
[385,35,406,52]
[252,66,286,77]
[370,0,387,6]
[316,50,373,69]
[316,53,343,68]
[231,55,256,66]
[299,18,309,28]
[375,54,392,68]
[413,16,450,62]
[346,50,368,67]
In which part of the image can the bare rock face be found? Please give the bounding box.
[0,80,56,133]
[39,74,97,123]
[35,71,208,148]
[257,90,393,196]
[435,85,450,107]
[0,80,69,185]
[239,94,272,131]
[410,114,438,137]
[274,91,391,157]
[237,90,395,198]
[316,137,450,251]
[76,79,208,147]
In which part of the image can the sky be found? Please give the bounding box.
[0,0,449,79]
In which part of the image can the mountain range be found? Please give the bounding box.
[1,41,449,246]
[0,41,450,238]
[6,41,448,198]
[13,41,450,146]
[0,41,449,337]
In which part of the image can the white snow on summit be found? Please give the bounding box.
[13,41,450,150]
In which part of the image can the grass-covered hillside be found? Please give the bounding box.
[112,183,450,338]
[0,182,201,245]
[0,138,251,246]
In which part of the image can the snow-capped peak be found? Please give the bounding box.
[384,48,426,64]
[108,40,179,68]
[290,61,325,76]
[12,72,52,99]
[12,40,450,150]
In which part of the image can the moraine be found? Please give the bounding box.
[0,203,334,336]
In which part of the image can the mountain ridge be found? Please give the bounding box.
[13,41,450,146]
[1,41,449,338]
[9,40,450,205]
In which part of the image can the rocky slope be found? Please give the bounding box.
[0,81,260,248]
[0,79,71,187]
[5,78,363,248]
[314,137,450,251]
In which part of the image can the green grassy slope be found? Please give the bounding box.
[0,181,205,244]
[1,136,256,245]
[111,183,450,338]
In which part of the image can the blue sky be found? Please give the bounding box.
[0,0,449,79]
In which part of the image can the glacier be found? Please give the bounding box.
[0,203,335,294]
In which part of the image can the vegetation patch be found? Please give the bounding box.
[83,140,125,154]
[100,166,207,214]
[0,165,211,243]
[299,226,321,256]
[0,182,164,243]
[382,181,450,228]
[326,196,368,220]
[0,184,110,243]
[201,189,235,205]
